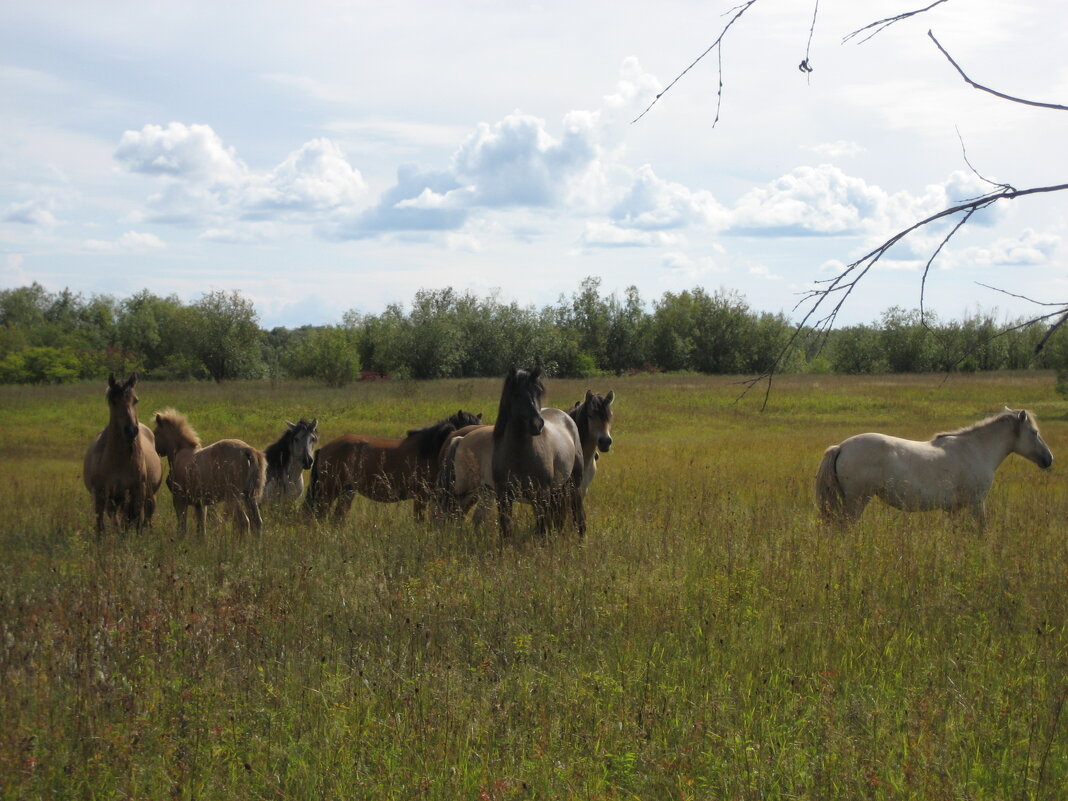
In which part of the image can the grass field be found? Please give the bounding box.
[1,372,1065,800]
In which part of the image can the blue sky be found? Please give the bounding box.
[2,1,1066,328]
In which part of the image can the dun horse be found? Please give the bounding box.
[83,373,163,533]
[816,408,1053,528]
[492,367,585,538]
[305,410,482,521]
[153,409,267,535]
[438,389,614,524]
[263,418,318,505]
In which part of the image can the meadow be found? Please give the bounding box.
[0,372,1065,800]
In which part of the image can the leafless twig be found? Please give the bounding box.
[842,0,951,45]
[632,0,759,125]
[928,30,1068,111]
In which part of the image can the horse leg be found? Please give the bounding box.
[840,494,869,527]
[194,504,207,537]
[229,498,250,535]
[246,495,263,535]
[173,498,189,536]
[93,490,107,534]
[570,487,586,538]
[496,489,514,539]
[334,487,357,523]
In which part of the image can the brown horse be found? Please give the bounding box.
[83,373,163,533]
[566,389,615,496]
[437,389,614,525]
[492,367,584,538]
[153,409,267,536]
[305,409,482,521]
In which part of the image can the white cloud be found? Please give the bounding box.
[802,140,865,159]
[115,122,245,183]
[949,228,1061,268]
[580,221,683,248]
[83,231,166,253]
[4,197,58,226]
[662,251,724,280]
[241,138,367,217]
[610,164,729,231]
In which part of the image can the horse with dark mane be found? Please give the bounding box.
[83,373,163,533]
[566,389,615,496]
[305,409,482,521]
[492,367,584,538]
[153,409,267,536]
[263,418,318,505]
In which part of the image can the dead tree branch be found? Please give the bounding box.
[928,30,1068,111]
[632,0,759,125]
[842,0,951,45]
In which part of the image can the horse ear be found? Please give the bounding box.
[285,420,296,430]
[1018,410,1027,423]
[125,373,138,388]
[530,365,543,380]
[585,389,593,402]
[154,412,162,424]
[310,418,318,429]
[108,373,118,388]
[605,390,614,405]
[476,413,483,422]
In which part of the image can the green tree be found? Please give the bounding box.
[189,290,264,382]
[286,326,361,387]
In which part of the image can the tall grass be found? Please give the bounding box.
[1,373,1065,799]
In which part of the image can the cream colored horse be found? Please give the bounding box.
[816,408,1053,528]
[153,409,267,536]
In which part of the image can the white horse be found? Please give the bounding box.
[816,408,1053,528]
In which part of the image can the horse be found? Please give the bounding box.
[263,418,318,506]
[305,409,482,521]
[152,409,268,536]
[491,366,585,538]
[82,373,163,533]
[566,389,615,496]
[437,389,614,525]
[816,408,1053,528]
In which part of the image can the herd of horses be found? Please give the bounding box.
[82,367,616,538]
[82,369,1053,538]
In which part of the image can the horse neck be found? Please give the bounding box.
[953,418,1017,470]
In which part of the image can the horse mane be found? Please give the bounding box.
[407,411,481,460]
[153,408,202,448]
[495,367,545,435]
[934,409,1028,439]
[265,426,296,475]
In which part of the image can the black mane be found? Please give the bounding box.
[494,367,545,436]
[567,392,612,443]
[407,410,482,460]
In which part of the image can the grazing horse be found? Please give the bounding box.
[437,389,614,524]
[816,408,1053,528]
[492,367,585,538]
[305,410,482,521]
[82,373,162,533]
[566,389,615,496]
[263,418,318,505]
[153,409,267,536]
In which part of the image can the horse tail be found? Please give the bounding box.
[815,444,844,523]
[248,448,267,504]
[437,436,463,517]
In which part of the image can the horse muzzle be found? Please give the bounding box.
[597,435,612,453]
[123,423,139,444]
[529,416,545,436]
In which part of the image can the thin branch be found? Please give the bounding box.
[843,0,951,45]
[798,0,819,77]
[632,0,759,125]
[738,181,1068,408]
[929,30,1068,110]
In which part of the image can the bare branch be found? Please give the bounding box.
[632,0,759,125]
[928,30,1068,111]
[843,0,951,45]
[798,0,819,77]
[738,180,1068,408]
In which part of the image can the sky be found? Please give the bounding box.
[2,0,1067,329]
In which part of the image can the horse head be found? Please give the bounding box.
[107,372,141,445]
[1010,408,1053,469]
[591,389,615,453]
[288,418,319,470]
[499,366,545,437]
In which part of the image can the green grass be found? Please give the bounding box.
[1,373,1066,799]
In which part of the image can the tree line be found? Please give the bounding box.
[1,279,1065,387]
